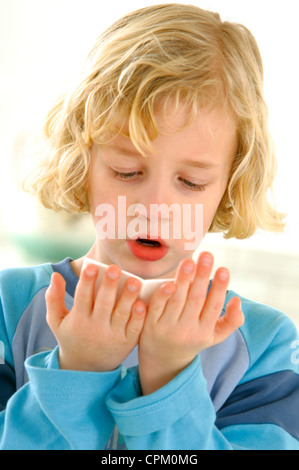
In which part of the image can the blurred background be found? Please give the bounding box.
[0,0,298,328]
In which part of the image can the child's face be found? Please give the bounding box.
[88,102,237,279]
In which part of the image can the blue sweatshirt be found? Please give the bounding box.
[0,258,298,450]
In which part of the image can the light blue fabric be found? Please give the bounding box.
[221,424,299,450]
[0,260,298,450]
[1,347,122,450]
[106,356,299,450]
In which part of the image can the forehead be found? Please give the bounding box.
[99,101,238,166]
[156,101,236,143]
[107,102,237,166]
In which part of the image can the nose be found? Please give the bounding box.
[129,176,180,243]
[135,175,175,222]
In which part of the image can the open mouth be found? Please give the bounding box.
[136,238,162,247]
[127,236,169,261]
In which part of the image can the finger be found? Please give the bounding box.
[199,267,230,333]
[45,272,69,331]
[93,265,122,323]
[146,281,177,322]
[125,300,147,342]
[179,252,214,323]
[73,263,99,317]
[161,258,195,323]
[213,296,245,344]
[111,278,142,329]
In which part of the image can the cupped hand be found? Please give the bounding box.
[138,252,244,394]
[45,263,147,372]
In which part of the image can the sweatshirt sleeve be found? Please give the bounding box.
[106,355,236,449]
[0,347,122,450]
[106,308,299,450]
[0,264,124,450]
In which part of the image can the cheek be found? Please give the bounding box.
[88,173,118,213]
[90,193,130,239]
[200,186,227,231]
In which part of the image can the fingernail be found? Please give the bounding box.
[161,283,175,295]
[107,268,121,280]
[135,304,145,313]
[200,255,213,266]
[50,274,56,289]
[127,282,139,292]
[218,269,229,281]
[84,264,98,277]
[183,262,194,274]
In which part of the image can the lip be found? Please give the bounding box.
[130,233,169,248]
[127,236,169,261]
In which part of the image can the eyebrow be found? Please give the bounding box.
[182,160,221,170]
[110,145,142,158]
[110,146,221,169]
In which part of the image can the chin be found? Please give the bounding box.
[123,256,176,279]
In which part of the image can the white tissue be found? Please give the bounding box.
[82,257,174,304]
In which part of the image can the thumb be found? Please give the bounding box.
[45,272,69,332]
[213,296,244,345]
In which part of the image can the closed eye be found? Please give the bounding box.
[178,177,208,192]
[112,170,208,192]
[112,170,141,180]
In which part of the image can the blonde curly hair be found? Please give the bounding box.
[24,3,285,239]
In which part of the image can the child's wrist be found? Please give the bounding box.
[139,357,194,395]
[58,348,119,372]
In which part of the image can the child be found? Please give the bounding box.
[0,3,298,450]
